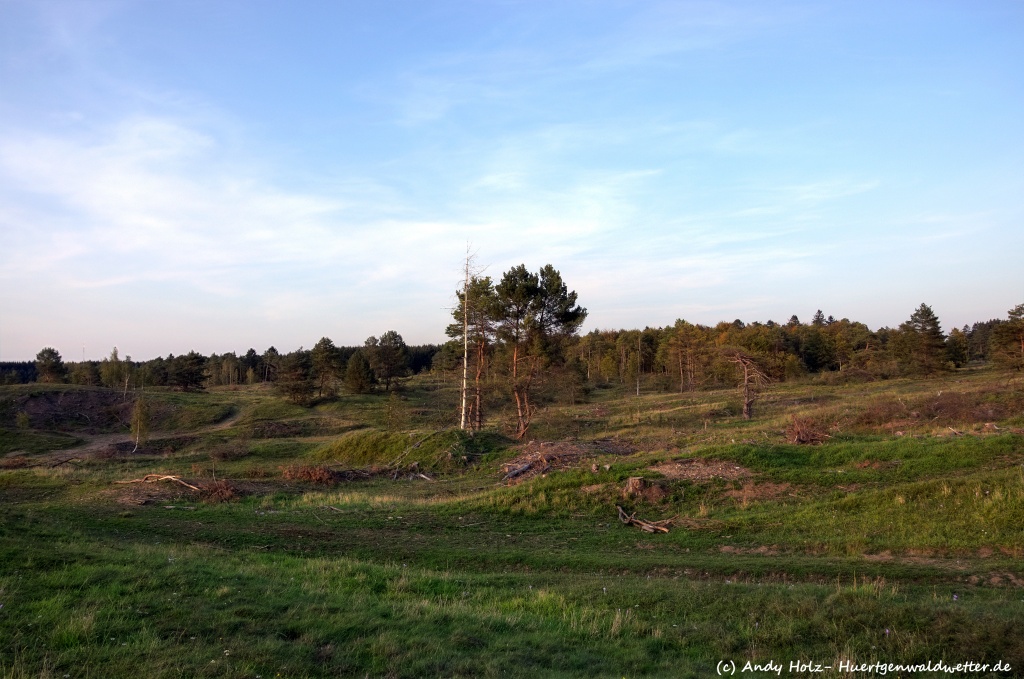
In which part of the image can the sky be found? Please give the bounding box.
[1,0,1022,361]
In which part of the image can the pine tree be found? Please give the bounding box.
[276,350,314,404]
[899,303,949,375]
[35,347,67,383]
[311,337,342,398]
[344,351,375,394]
[990,303,1024,372]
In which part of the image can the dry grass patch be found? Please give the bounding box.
[0,455,32,469]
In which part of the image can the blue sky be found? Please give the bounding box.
[1,0,1022,360]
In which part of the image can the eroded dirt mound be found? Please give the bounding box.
[649,458,751,482]
[3,389,130,432]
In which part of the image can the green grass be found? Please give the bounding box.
[694,434,1023,485]
[0,428,82,456]
[308,428,509,469]
[2,369,1023,676]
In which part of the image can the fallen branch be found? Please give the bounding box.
[50,457,83,468]
[501,462,533,482]
[115,474,200,491]
[616,505,676,534]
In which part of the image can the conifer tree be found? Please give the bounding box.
[344,351,374,394]
[35,347,67,383]
[991,303,1024,372]
[898,303,949,375]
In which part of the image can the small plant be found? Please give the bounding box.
[129,396,150,453]
[15,411,30,429]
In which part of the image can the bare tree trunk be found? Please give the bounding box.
[512,344,526,438]
[677,351,684,394]
[686,351,696,392]
[460,251,469,431]
[474,340,484,431]
[636,335,641,397]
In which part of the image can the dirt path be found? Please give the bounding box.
[30,411,246,463]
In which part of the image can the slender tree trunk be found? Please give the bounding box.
[512,344,526,438]
[636,335,641,397]
[742,364,753,419]
[474,340,485,431]
[686,350,696,392]
[677,351,684,393]
[460,253,470,430]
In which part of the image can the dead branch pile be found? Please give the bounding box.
[114,474,201,491]
[500,450,576,484]
[785,416,830,444]
[200,479,239,503]
[616,505,676,533]
[500,440,627,485]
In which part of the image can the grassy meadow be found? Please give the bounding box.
[1,368,1023,677]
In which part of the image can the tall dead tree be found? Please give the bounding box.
[448,248,492,432]
[723,349,770,419]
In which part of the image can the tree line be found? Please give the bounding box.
[434,267,1024,435]
[19,334,438,405]
[13,261,1024,434]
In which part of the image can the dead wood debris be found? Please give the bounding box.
[499,440,633,486]
[114,474,201,491]
[785,416,830,444]
[616,505,677,534]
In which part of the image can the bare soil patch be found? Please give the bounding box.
[6,389,128,432]
[649,458,751,482]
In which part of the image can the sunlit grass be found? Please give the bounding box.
[3,367,1024,675]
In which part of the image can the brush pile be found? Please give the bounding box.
[786,416,830,444]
